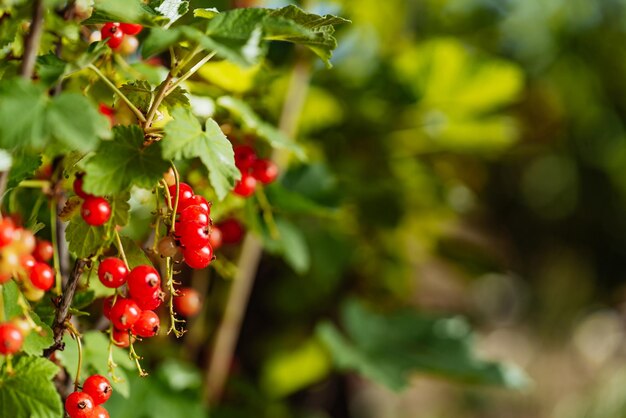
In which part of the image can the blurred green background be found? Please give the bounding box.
[106,0,626,417]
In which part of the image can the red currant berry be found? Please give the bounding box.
[29,262,55,291]
[174,288,201,317]
[119,23,143,35]
[20,254,36,271]
[127,265,161,302]
[111,328,133,348]
[98,257,129,288]
[82,375,112,405]
[101,22,124,49]
[181,195,211,215]
[208,226,222,250]
[233,172,257,197]
[168,183,194,211]
[182,244,213,269]
[73,175,90,199]
[179,205,209,227]
[93,406,110,418]
[109,298,141,331]
[81,197,111,226]
[157,236,181,259]
[251,159,279,184]
[177,222,210,250]
[103,296,114,319]
[217,219,244,244]
[33,239,54,262]
[98,104,114,117]
[234,145,257,171]
[135,290,163,310]
[0,273,10,284]
[0,218,15,248]
[65,392,95,418]
[132,310,160,338]
[0,323,23,355]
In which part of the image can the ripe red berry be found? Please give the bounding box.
[208,226,222,250]
[127,265,161,302]
[65,392,95,418]
[29,262,55,291]
[98,257,129,288]
[82,375,112,405]
[81,197,111,226]
[93,406,110,418]
[33,239,54,262]
[20,254,36,271]
[251,159,279,184]
[168,183,194,211]
[174,288,202,317]
[217,219,244,244]
[98,104,115,126]
[101,22,124,49]
[0,218,15,248]
[73,175,90,199]
[177,222,210,250]
[181,195,211,215]
[0,323,23,355]
[109,298,141,331]
[234,145,257,171]
[182,244,213,269]
[132,310,160,338]
[111,328,133,348]
[233,172,257,197]
[119,23,143,35]
[135,291,163,310]
[178,205,209,227]
[0,273,10,284]
[103,296,114,319]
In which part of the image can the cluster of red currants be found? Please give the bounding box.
[100,260,162,347]
[65,374,112,418]
[74,175,112,227]
[100,22,142,49]
[0,217,55,299]
[233,145,279,197]
[158,183,215,270]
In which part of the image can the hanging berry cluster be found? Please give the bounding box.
[65,374,112,418]
[74,175,111,227]
[233,145,279,197]
[100,22,143,50]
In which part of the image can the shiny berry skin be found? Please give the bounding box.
[174,288,202,317]
[179,205,210,227]
[157,236,180,258]
[93,406,110,418]
[0,273,10,284]
[65,392,95,418]
[0,323,23,355]
[179,195,210,214]
[29,262,55,291]
[82,375,112,405]
[20,254,36,271]
[0,219,15,248]
[234,145,257,171]
[73,176,90,199]
[168,183,194,211]
[208,226,222,250]
[33,239,53,262]
[127,265,161,302]
[103,296,114,319]
[177,222,210,250]
[251,159,279,184]
[132,310,160,338]
[217,219,244,244]
[135,291,163,310]
[81,197,111,226]
[101,22,124,49]
[233,172,257,197]
[109,298,141,331]
[182,244,213,269]
[119,23,142,35]
[98,257,129,288]
[112,328,133,348]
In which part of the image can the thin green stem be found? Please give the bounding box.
[144,72,173,128]
[166,51,217,95]
[67,324,84,390]
[0,285,5,322]
[17,293,41,332]
[170,163,180,234]
[165,257,185,337]
[6,355,13,374]
[87,64,147,123]
[50,201,62,295]
[173,45,202,77]
[152,186,162,254]
[114,230,130,270]
[128,333,147,377]
[17,179,49,189]
[255,187,279,240]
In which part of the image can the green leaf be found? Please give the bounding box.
[258,216,310,274]
[153,0,189,27]
[36,53,67,87]
[317,300,530,391]
[72,290,96,310]
[159,84,189,110]
[84,0,159,25]
[193,8,219,19]
[217,96,305,159]
[7,151,41,189]
[83,126,169,195]
[162,107,240,200]
[0,356,62,418]
[119,81,154,113]
[264,182,337,217]
[114,235,152,269]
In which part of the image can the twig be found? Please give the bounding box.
[204,54,313,405]
[20,0,44,79]
[144,73,173,128]
[44,259,88,357]
[165,51,216,95]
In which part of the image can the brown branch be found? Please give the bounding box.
[20,0,45,79]
[203,54,312,405]
[43,258,87,357]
